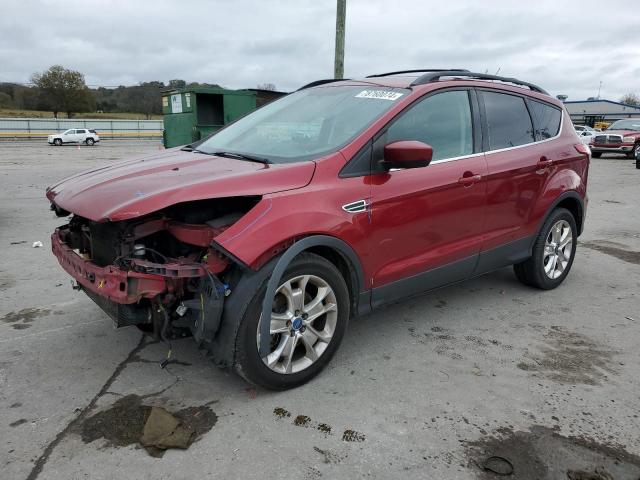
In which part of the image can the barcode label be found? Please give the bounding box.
[355,90,404,101]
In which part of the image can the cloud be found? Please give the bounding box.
[1,0,638,100]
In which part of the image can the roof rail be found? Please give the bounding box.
[366,69,469,78]
[410,70,549,95]
[297,79,349,91]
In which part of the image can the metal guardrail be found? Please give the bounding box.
[0,118,164,140]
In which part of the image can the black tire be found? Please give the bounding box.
[591,152,602,158]
[514,208,577,290]
[86,137,95,146]
[53,138,62,146]
[234,252,350,390]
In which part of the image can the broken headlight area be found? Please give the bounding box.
[50,197,260,345]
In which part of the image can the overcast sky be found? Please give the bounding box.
[2,0,639,101]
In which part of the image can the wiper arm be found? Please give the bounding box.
[213,151,272,164]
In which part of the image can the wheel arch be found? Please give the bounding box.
[209,235,369,367]
[257,235,368,357]
[539,191,585,237]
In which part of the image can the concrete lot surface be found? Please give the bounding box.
[1,141,639,479]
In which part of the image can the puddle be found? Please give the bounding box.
[1,308,51,329]
[465,425,640,480]
[581,241,640,265]
[517,326,617,385]
[9,418,28,427]
[78,394,217,457]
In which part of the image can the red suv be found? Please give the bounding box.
[47,69,590,390]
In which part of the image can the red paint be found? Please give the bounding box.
[383,140,433,168]
[46,151,315,222]
[48,76,589,303]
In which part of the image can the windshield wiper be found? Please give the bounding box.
[212,151,272,164]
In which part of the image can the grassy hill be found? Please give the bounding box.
[0,108,162,120]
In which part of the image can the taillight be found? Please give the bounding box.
[574,143,590,155]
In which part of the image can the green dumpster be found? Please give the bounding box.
[162,87,285,148]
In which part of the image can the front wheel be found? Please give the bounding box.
[514,208,577,290]
[234,253,350,390]
[53,138,62,146]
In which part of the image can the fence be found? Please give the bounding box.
[0,118,164,140]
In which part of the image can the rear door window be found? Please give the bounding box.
[482,91,534,150]
[527,100,561,140]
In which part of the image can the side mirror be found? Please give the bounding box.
[383,140,433,169]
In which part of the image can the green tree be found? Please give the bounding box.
[168,79,186,89]
[0,91,12,108]
[31,65,95,118]
[620,93,639,106]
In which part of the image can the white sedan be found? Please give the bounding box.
[48,129,100,146]
[577,129,596,145]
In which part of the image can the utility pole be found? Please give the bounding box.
[334,0,346,79]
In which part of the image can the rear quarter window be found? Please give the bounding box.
[528,100,561,140]
[483,91,534,150]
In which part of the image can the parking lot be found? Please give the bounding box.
[1,141,639,479]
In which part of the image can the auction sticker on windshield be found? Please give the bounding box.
[355,90,404,101]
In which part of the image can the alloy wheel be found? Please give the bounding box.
[257,274,338,374]
[543,220,573,279]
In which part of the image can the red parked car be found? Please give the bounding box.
[47,70,590,390]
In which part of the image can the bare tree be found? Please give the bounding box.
[620,93,639,106]
[257,83,277,91]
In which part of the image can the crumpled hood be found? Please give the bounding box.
[46,148,316,222]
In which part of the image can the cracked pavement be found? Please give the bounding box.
[1,141,639,479]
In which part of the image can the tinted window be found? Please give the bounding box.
[386,90,473,161]
[483,91,534,150]
[89,130,96,133]
[77,129,86,133]
[198,85,409,163]
[528,100,561,140]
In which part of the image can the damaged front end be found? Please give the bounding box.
[50,197,260,345]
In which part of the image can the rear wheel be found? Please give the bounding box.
[86,137,95,146]
[514,208,577,290]
[591,152,602,158]
[53,138,62,146]
[234,253,350,390]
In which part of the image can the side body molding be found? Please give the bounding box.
[258,235,369,357]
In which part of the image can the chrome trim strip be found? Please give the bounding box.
[428,107,565,165]
[342,199,368,213]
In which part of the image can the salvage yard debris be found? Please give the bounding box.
[79,394,217,458]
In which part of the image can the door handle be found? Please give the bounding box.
[458,173,482,185]
[537,156,553,168]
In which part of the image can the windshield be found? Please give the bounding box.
[607,120,640,131]
[197,85,409,163]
